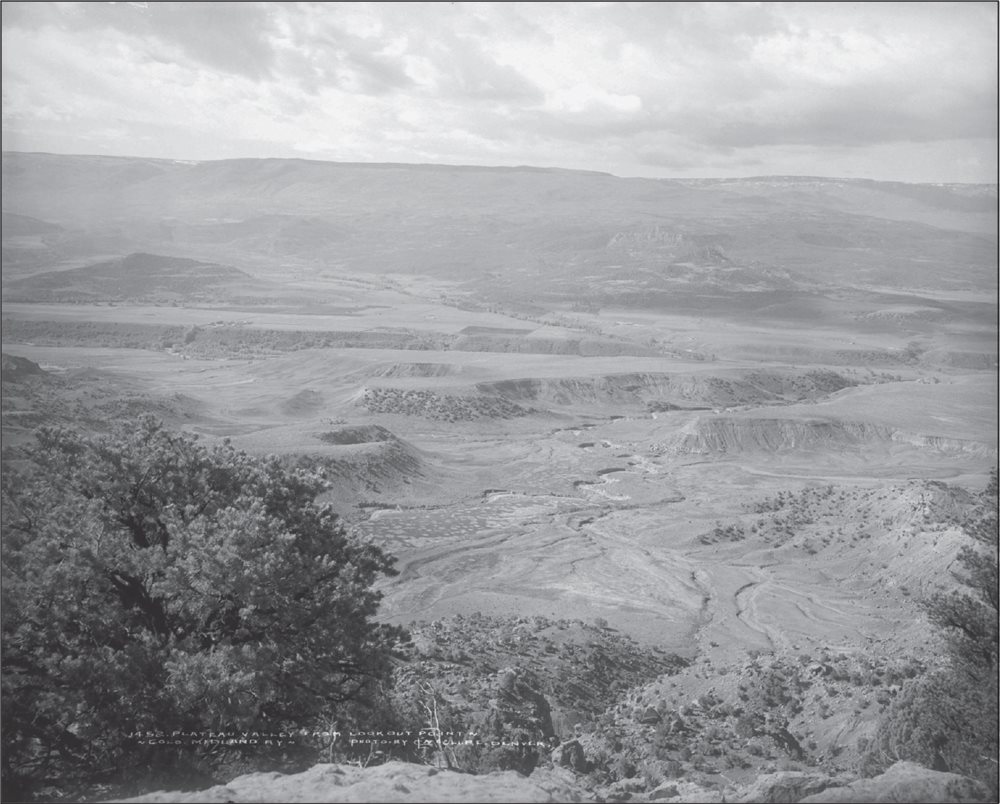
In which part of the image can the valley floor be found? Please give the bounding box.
[2,278,996,799]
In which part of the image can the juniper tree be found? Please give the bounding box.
[865,468,998,792]
[1,417,405,798]
[925,467,998,671]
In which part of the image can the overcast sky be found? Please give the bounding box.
[2,1,997,182]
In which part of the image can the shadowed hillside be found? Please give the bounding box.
[4,252,252,302]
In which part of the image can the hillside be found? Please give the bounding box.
[0,152,996,803]
[2,153,996,299]
[4,252,253,302]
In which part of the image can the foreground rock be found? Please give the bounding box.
[641,761,992,803]
[108,758,993,804]
[110,761,595,803]
[799,761,993,803]
[0,353,45,383]
[727,770,849,802]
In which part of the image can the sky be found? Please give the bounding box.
[2,1,997,183]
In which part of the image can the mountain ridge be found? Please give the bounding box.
[4,150,996,187]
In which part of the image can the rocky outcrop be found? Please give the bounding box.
[307,435,426,500]
[477,369,856,409]
[799,761,993,803]
[670,416,895,455]
[668,415,996,458]
[637,762,989,803]
[728,770,847,802]
[106,756,992,803]
[362,387,534,420]
[489,667,556,741]
[465,667,557,775]
[281,388,325,416]
[371,362,460,378]
[1,353,46,383]
[556,739,590,773]
[318,424,397,445]
[111,761,596,802]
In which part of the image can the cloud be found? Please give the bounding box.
[2,2,996,182]
[436,36,544,102]
[699,87,997,150]
[38,1,282,81]
[342,47,414,95]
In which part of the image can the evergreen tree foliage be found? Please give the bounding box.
[925,467,999,670]
[1,417,405,798]
[865,468,998,793]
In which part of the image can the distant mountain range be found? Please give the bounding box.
[2,151,996,305]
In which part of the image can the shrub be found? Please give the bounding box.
[865,469,998,795]
[924,468,998,670]
[1,417,405,800]
[863,667,997,791]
